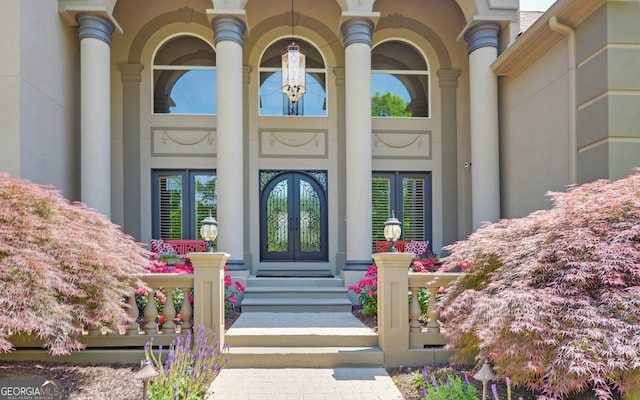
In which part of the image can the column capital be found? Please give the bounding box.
[437,69,461,89]
[76,12,115,46]
[119,63,144,83]
[189,252,231,269]
[372,253,414,270]
[340,17,375,48]
[464,22,500,55]
[211,14,247,46]
[243,65,252,86]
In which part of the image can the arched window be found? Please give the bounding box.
[259,39,327,116]
[371,41,429,118]
[153,36,216,114]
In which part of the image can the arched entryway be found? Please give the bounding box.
[259,171,328,262]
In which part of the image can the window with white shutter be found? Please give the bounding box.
[372,172,431,250]
[152,170,216,242]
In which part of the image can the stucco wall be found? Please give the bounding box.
[0,0,21,179]
[19,0,80,199]
[499,38,572,218]
[576,2,640,183]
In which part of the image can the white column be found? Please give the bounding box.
[211,15,246,269]
[76,13,115,218]
[341,18,374,268]
[464,23,501,230]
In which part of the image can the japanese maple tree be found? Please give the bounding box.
[440,171,640,399]
[0,174,151,355]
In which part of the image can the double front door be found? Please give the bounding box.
[260,171,328,261]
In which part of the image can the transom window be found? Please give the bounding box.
[259,39,327,116]
[151,170,217,242]
[153,36,217,114]
[371,41,429,118]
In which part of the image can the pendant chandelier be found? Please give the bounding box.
[281,0,306,105]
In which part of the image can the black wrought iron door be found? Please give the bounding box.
[260,171,328,261]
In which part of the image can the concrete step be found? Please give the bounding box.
[242,275,352,312]
[246,276,345,288]
[256,268,334,278]
[226,332,378,347]
[227,346,383,368]
[241,298,352,313]
[243,285,349,299]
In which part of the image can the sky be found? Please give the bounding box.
[520,0,556,11]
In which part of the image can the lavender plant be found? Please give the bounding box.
[145,325,229,399]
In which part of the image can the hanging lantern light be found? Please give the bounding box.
[281,42,306,104]
[281,0,305,108]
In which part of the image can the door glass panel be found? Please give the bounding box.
[159,174,183,239]
[193,174,217,240]
[402,177,426,240]
[266,180,289,253]
[371,175,392,249]
[298,179,321,253]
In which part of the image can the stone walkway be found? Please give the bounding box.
[206,367,404,400]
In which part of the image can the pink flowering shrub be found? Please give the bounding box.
[411,250,441,272]
[147,259,194,274]
[224,265,245,309]
[348,265,378,315]
[0,174,150,355]
[440,171,640,399]
[137,263,244,324]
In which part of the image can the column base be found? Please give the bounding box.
[226,259,248,271]
[343,259,374,271]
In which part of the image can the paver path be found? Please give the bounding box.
[206,367,405,400]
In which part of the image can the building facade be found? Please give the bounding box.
[1,0,638,276]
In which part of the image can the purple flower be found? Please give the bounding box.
[491,383,499,399]
[464,374,471,385]
[431,375,439,389]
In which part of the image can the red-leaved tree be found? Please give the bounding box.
[0,174,151,355]
[440,171,640,400]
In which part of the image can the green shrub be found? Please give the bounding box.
[412,368,478,400]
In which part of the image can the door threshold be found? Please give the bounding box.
[256,268,334,278]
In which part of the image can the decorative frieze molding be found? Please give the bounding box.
[372,130,432,159]
[259,130,327,158]
[151,128,216,156]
